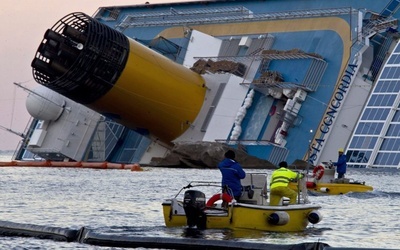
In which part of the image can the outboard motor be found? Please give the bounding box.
[183,190,206,229]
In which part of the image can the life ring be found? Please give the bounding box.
[312,165,325,180]
[206,193,233,207]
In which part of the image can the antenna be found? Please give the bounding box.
[13,82,64,108]
[0,125,25,138]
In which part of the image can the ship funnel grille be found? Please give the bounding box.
[31,12,129,104]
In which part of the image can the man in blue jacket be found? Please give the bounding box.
[218,150,246,201]
[333,148,347,179]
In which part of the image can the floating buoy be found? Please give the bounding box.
[308,210,323,224]
[125,163,142,171]
[268,211,290,225]
[320,187,329,193]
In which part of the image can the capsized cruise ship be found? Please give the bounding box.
[15,0,400,168]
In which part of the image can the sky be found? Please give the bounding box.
[0,0,187,151]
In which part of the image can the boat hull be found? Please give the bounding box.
[289,182,373,195]
[162,199,321,232]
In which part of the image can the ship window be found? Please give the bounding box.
[386,124,400,136]
[380,66,400,79]
[367,94,396,106]
[380,67,390,78]
[392,67,400,78]
[349,136,360,148]
[350,136,358,148]
[387,54,400,65]
[36,120,44,129]
[361,108,390,121]
[393,110,400,122]
[354,40,400,168]
[390,80,400,92]
[367,137,377,148]
[374,152,400,166]
[374,80,400,93]
[394,43,400,53]
[381,138,400,151]
[347,150,370,163]
[355,122,383,135]
[349,136,377,149]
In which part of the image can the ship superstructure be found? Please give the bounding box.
[16,0,400,168]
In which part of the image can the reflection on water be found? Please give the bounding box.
[0,161,399,249]
[182,227,334,241]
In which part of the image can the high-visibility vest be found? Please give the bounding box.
[270,167,299,189]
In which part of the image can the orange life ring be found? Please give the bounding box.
[313,165,325,180]
[206,193,233,207]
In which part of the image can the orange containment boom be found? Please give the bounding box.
[0,161,143,171]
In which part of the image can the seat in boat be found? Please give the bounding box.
[238,173,268,205]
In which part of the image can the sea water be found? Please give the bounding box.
[0,152,399,249]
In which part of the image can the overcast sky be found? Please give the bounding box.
[0,0,187,151]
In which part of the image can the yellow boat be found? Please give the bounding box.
[162,173,322,232]
[289,162,373,195]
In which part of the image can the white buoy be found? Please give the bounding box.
[308,210,323,224]
[320,187,329,192]
[268,211,290,225]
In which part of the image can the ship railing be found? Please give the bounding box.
[215,139,289,165]
[116,7,357,28]
[215,139,280,147]
[362,18,398,38]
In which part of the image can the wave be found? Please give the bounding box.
[346,190,400,199]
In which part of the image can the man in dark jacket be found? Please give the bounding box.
[333,148,347,179]
[218,150,246,200]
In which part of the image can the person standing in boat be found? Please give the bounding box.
[218,150,246,201]
[332,148,347,179]
[269,161,303,206]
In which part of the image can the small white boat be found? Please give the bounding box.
[162,173,322,232]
